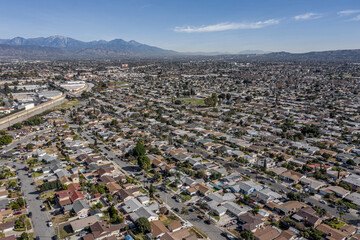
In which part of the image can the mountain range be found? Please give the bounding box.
[0,35,360,61]
[0,35,176,58]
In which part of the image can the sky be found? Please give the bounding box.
[0,0,360,53]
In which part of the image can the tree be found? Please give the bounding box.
[263,159,267,171]
[135,217,151,234]
[204,93,218,107]
[241,230,254,240]
[25,143,34,151]
[252,205,260,215]
[346,159,355,166]
[153,172,162,183]
[19,232,32,240]
[181,207,189,215]
[132,140,146,157]
[0,135,12,146]
[10,123,22,130]
[149,184,156,198]
[138,155,151,171]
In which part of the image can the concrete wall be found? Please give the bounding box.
[0,94,67,130]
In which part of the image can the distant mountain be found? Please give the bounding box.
[234,49,360,62]
[0,36,359,61]
[237,50,271,54]
[0,35,177,58]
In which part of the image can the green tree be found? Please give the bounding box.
[135,217,151,234]
[138,155,151,171]
[19,232,32,240]
[132,140,146,157]
[0,135,12,146]
[241,230,254,240]
[252,205,260,215]
[149,184,156,198]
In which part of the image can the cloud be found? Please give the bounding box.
[293,12,322,21]
[174,19,279,33]
[350,14,360,21]
[337,9,360,15]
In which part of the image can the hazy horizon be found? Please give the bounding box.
[1,0,360,53]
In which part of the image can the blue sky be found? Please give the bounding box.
[0,0,360,53]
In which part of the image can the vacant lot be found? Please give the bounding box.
[56,100,81,110]
[179,98,205,106]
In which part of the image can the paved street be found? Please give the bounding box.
[15,161,56,239]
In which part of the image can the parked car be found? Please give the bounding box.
[204,219,211,225]
[174,208,179,212]
[47,221,53,227]
[197,215,204,219]
[320,200,326,204]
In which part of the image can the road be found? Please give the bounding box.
[75,128,226,240]
[0,96,67,130]
[0,128,56,239]
[15,161,56,239]
[2,128,50,153]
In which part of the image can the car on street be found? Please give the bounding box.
[174,208,179,212]
[28,212,32,217]
[320,200,326,204]
[204,219,211,225]
[189,208,194,212]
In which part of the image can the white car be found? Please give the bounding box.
[47,222,53,227]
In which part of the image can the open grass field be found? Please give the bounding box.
[178,98,205,106]
[56,100,81,110]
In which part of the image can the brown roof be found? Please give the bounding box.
[274,230,296,240]
[117,188,133,200]
[160,228,193,240]
[294,207,321,226]
[167,221,182,232]
[100,175,115,184]
[279,201,306,213]
[280,170,304,181]
[340,225,356,236]
[106,182,122,193]
[89,221,124,238]
[239,213,264,231]
[316,223,348,240]
[0,221,14,231]
[254,226,281,240]
[151,220,169,237]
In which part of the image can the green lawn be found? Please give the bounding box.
[209,213,220,221]
[326,219,345,229]
[56,100,81,110]
[178,98,205,106]
[180,193,191,201]
[32,172,43,178]
[41,191,56,200]
[159,214,180,226]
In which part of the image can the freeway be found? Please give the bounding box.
[0,95,67,130]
